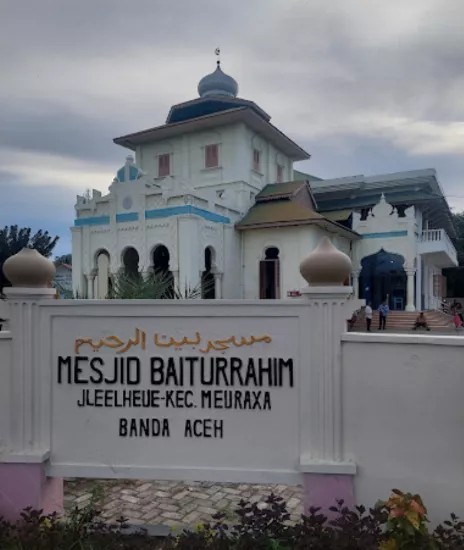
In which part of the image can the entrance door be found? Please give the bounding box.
[359,249,407,310]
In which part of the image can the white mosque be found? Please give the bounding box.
[72,59,457,311]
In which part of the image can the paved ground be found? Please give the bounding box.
[64,479,304,528]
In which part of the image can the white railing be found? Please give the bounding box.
[420,229,458,265]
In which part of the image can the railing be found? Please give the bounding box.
[420,229,458,265]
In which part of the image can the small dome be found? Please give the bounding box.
[300,237,352,286]
[198,62,238,98]
[116,155,142,183]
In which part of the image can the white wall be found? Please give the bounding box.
[0,333,12,454]
[352,199,418,271]
[137,124,244,189]
[243,226,352,299]
[243,126,292,188]
[136,123,292,194]
[3,292,464,521]
[422,257,444,309]
[342,333,464,521]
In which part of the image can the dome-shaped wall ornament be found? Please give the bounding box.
[300,237,352,286]
[198,61,239,98]
[3,248,56,288]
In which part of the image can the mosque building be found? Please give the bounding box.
[72,58,457,311]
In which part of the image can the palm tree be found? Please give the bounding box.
[106,269,208,300]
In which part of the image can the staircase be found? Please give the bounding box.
[350,310,455,332]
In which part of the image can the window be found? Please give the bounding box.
[158,154,170,177]
[205,144,219,168]
[276,164,283,183]
[253,149,261,172]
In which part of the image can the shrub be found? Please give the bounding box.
[1,490,464,549]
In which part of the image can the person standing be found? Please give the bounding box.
[365,303,373,332]
[378,300,389,330]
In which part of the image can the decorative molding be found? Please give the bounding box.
[74,216,110,227]
[362,231,408,239]
[145,205,230,224]
[117,226,139,232]
[116,212,139,223]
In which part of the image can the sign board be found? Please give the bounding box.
[44,303,308,483]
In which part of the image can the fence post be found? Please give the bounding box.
[299,237,364,516]
[0,249,63,520]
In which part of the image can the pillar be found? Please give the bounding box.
[1,248,64,520]
[173,270,180,290]
[415,256,422,311]
[299,237,363,518]
[351,270,360,298]
[178,217,200,295]
[86,274,95,299]
[405,268,416,312]
[214,272,223,299]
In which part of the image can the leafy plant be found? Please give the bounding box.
[3,490,464,549]
[106,269,208,300]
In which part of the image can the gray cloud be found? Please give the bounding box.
[1,0,464,255]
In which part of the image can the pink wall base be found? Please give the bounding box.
[303,473,356,519]
[0,463,63,521]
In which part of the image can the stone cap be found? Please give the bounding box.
[300,236,352,286]
[2,248,56,288]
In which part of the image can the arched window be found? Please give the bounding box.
[152,245,174,298]
[122,247,139,279]
[201,247,216,299]
[259,247,280,299]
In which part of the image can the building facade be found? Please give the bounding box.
[72,61,458,311]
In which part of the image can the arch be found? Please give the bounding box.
[259,246,280,299]
[93,248,110,268]
[95,249,111,298]
[122,247,140,279]
[201,246,216,299]
[359,248,407,310]
[152,244,174,297]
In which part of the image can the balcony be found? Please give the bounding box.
[419,229,458,267]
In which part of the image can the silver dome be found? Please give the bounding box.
[198,62,238,98]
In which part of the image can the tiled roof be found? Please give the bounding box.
[321,209,353,221]
[256,181,304,200]
[236,201,326,228]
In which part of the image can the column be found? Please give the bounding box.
[86,274,95,299]
[214,272,223,299]
[415,256,422,311]
[1,248,63,520]
[405,268,416,312]
[351,270,360,298]
[178,217,200,296]
[298,236,364,518]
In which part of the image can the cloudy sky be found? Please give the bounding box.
[2,0,464,256]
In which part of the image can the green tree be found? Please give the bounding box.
[0,225,59,292]
[444,212,464,297]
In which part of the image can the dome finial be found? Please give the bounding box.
[215,47,221,67]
